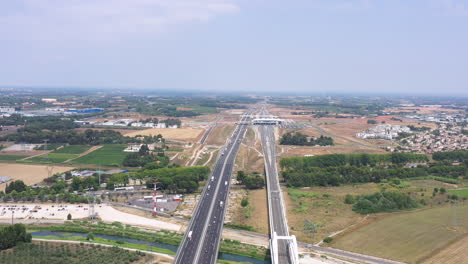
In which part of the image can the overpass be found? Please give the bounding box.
[252,118,283,125]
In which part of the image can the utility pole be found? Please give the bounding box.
[153,182,159,217]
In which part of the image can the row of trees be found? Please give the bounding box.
[140,166,211,193]
[236,171,265,189]
[352,192,419,214]
[280,132,334,146]
[433,150,468,162]
[0,224,32,250]
[0,129,140,145]
[282,164,467,187]
[280,153,429,171]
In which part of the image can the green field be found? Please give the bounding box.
[23,153,78,163]
[53,145,91,154]
[331,204,468,263]
[71,145,128,166]
[182,105,218,114]
[0,155,29,161]
[449,189,468,198]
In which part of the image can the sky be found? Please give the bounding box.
[1,0,468,95]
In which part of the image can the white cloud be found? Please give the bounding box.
[0,0,240,41]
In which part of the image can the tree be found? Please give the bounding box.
[67,213,72,220]
[344,194,355,204]
[237,171,247,183]
[5,180,26,194]
[241,198,249,207]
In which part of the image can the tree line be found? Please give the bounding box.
[352,192,418,214]
[0,129,139,145]
[280,132,334,146]
[282,164,466,187]
[236,171,265,189]
[280,153,429,171]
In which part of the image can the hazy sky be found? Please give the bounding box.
[1,0,468,95]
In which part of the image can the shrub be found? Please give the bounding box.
[323,237,333,243]
[67,213,72,220]
[241,198,249,207]
[344,194,355,204]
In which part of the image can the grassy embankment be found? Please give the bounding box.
[27,220,270,261]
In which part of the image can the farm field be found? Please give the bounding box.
[0,163,72,190]
[177,105,218,114]
[331,204,468,263]
[448,189,468,198]
[52,145,91,154]
[422,234,468,264]
[124,128,203,142]
[0,155,29,161]
[34,143,63,151]
[0,241,155,264]
[71,145,128,166]
[22,153,78,163]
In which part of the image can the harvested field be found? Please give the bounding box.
[0,163,72,190]
[124,128,203,142]
[74,127,142,135]
[422,234,468,264]
[385,106,462,114]
[331,204,468,263]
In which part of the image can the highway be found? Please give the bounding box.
[258,106,294,264]
[174,112,251,264]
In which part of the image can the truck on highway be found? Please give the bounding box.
[188,231,193,240]
[220,201,223,207]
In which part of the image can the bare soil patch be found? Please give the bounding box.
[124,128,204,142]
[0,164,73,190]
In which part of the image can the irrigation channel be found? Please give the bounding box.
[32,231,270,264]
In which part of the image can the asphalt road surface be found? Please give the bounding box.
[258,106,293,264]
[174,112,251,264]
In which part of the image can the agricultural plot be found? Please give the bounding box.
[178,105,218,114]
[0,155,29,161]
[34,143,63,151]
[71,145,128,166]
[331,204,468,263]
[124,128,203,142]
[22,153,78,163]
[448,189,468,198]
[0,164,72,190]
[52,145,91,154]
[0,241,152,264]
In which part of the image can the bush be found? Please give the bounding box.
[67,213,72,220]
[323,237,333,243]
[241,198,249,207]
[86,232,94,241]
[344,194,355,204]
